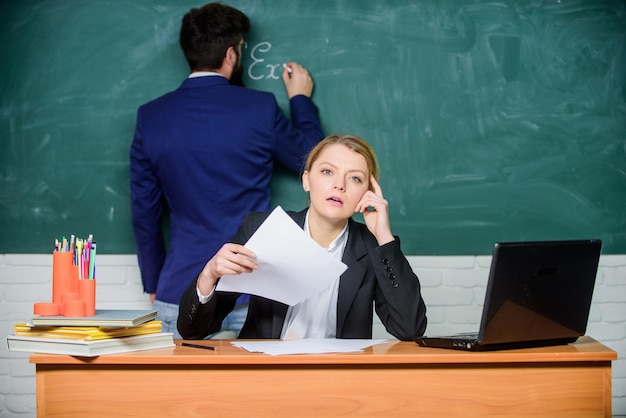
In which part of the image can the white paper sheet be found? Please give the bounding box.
[215,206,348,306]
[232,339,387,355]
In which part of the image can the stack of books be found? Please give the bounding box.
[6,309,174,357]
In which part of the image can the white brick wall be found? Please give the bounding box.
[1,253,625,417]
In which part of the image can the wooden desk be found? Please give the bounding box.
[30,336,616,417]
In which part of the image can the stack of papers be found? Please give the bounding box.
[216,207,348,306]
[232,339,387,355]
[6,309,172,357]
[13,320,163,341]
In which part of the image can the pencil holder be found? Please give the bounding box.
[60,292,80,316]
[33,302,61,316]
[78,279,96,316]
[52,251,79,309]
[63,299,86,317]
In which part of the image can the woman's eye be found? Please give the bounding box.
[349,176,362,183]
[322,169,332,175]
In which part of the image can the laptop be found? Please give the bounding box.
[414,239,602,351]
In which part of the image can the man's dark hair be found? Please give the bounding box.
[180,3,250,71]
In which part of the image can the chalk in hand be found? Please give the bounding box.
[283,63,293,77]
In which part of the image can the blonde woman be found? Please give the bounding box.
[178,134,427,340]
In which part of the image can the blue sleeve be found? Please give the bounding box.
[129,109,166,294]
[272,95,324,172]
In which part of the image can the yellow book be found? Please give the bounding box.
[13,320,162,341]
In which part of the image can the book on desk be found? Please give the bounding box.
[6,332,174,357]
[31,309,157,327]
[12,320,163,341]
[6,309,172,357]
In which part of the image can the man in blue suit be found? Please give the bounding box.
[130,3,324,338]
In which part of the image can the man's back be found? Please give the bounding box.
[131,75,323,305]
[130,2,324,337]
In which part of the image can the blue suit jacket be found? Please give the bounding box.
[177,209,428,341]
[130,76,324,304]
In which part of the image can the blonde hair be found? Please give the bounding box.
[304,134,379,191]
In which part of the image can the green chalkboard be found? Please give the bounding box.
[1,0,625,254]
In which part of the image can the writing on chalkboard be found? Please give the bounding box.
[247,42,283,81]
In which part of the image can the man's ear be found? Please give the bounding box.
[226,46,237,66]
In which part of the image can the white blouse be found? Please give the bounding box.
[280,211,349,339]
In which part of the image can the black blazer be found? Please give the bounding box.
[178,209,427,340]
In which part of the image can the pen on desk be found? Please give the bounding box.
[181,342,216,351]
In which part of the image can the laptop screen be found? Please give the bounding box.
[478,239,602,345]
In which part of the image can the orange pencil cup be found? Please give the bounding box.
[63,299,85,317]
[78,279,96,316]
[52,251,78,308]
